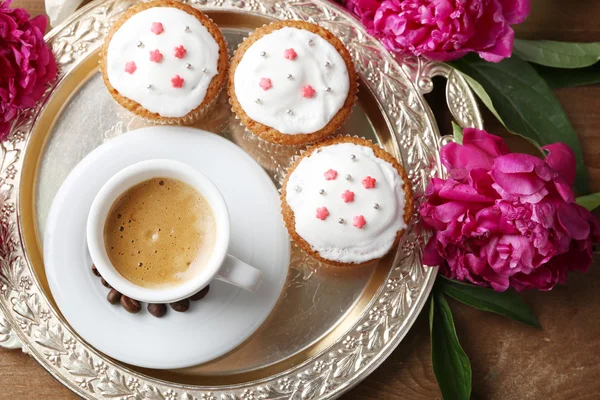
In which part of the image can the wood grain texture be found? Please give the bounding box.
[2,0,600,399]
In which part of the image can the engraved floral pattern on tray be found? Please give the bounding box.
[0,0,481,398]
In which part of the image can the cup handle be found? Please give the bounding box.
[216,255,263,291]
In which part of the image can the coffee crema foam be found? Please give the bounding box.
[104,178,216,288]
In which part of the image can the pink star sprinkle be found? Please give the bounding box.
[316,207,329,220]
[171,75,184,88]
[151,22,164,35]
[362,176,376,189]
[301,84,316,98]
[324,169,338,180]
[341,190,355,203]
[149,49,163,63]
[124,61,136,74]
[174,45,187,59]
[259,77,272,90]
[284,48,297,60]
[353,215,366,229]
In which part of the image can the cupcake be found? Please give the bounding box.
[281,137,413,267]
[100,0,228,124]
[228,21,358,145]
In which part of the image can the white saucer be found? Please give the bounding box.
[43,126,290,369]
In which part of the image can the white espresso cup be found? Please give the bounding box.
[87,159,263,303]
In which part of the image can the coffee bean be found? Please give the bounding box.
[101,278,112,288]
[120,296,141,313]
[190,285,210,301]
[92,265,101,277]
[148,303,167,318]
[107,289,122,305]
[169,299,190,312]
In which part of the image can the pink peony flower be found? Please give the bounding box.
[0,0,57,140]
[368,0,530,62]
[419,128,599,292]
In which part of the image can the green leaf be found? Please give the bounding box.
[576,192,600,211]
[534,63,600,89]
[513,39,600,69]
[436,277,541,328]
[451,121,463,144]
[430,292,472,400]
[449,54,589,194]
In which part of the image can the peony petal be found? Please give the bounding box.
[419,203,447,230]
[493,153,544,174]
[470,246,511,291]
[441,140,497,172]
[469,168,499,198]
[542,143,576,186]
[434,201,470,223]
[438,181,496,203]
[532,200,556,229]
[510,266,555,292]
[552,177,575,203]
[463,128,510,157]
[462,254,493,286]
[425,177,446,198]
[557,203,590,240]
[420,48,470,62]
[422,236,443,266]
[478,26,514,62]
[517,187,549,204]
[491,170,546,196]
[501,0,531,24]
[566,238,594,273]
[29,14,47,33]
[476,206,518,234]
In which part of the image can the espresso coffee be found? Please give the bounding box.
[104,178,216,288]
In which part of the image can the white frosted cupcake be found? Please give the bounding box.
[281,137,413,266]
[100,0,228,124]
[228,21,358,145]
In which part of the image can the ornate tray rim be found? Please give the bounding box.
[0,0,483,399]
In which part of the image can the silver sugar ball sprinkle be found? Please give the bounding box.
[255,98,261,104]
[287,73,293,79]
[308,39,314,45]
[345,174,351,180]
[286,109,293,115]
[146,84,153,89]
[325,61,331,67]
[137,41,143,48]
[295,185,302,192]
[260,51,266,56]
[185,63,192,69]
[373,203,380,209]
[350,154,356,160]
[202,67,208,73]
[326,87,332,92]
[185,26,190,32]
[319,189,325,195]
[338,218,345,224]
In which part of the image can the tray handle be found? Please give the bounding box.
[415,61,484,133]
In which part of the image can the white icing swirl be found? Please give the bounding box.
[234,27,350,134]
[106,7,219,118]
[286,143,407,264]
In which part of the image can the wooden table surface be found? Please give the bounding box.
[2,0,600,399]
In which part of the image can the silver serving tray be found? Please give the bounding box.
[0,0,482,398]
